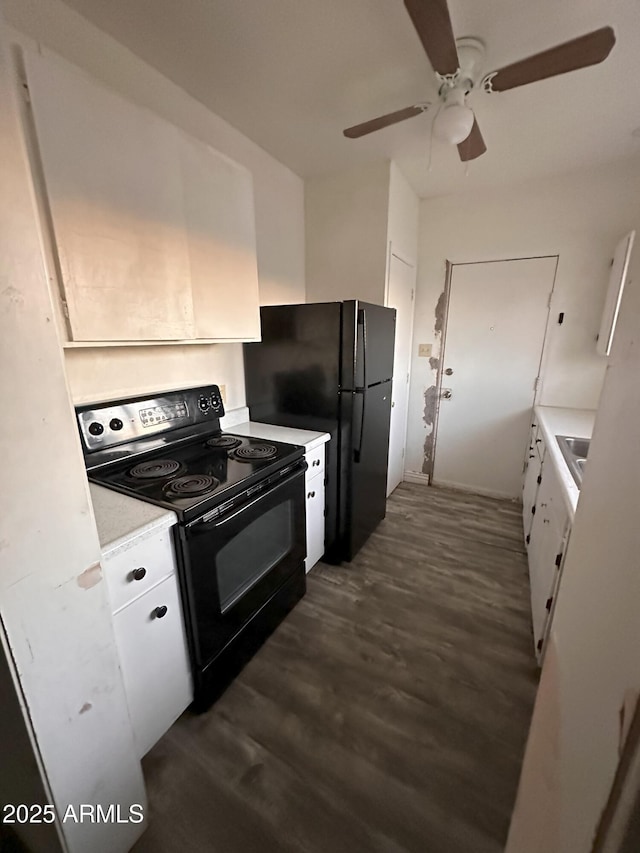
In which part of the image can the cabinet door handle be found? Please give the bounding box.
[307,491,316,499]
[131,567,147,581]
[312,459,321,466]
[153,605,168,619]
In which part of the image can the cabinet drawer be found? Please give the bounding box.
[305,445,325,477]
[113,574,192,758]
[103,527,176,614]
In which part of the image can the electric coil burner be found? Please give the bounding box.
[232,443,278,462]
[76,384,307,712]
[206,435,242,450]
[130,459,182,479]
[165,474,219,497]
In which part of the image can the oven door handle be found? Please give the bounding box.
[189,463,307,532]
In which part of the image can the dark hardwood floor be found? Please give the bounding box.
[133,483,538,853]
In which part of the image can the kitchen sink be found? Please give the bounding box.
[556,435,590,488]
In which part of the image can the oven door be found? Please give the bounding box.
[179,463,306,670]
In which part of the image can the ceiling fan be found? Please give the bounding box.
[343,0,616,161]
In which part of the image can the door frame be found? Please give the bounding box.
[384,244,416,492]
[428,255,559,486]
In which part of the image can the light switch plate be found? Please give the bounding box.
[219,384,227,404]
[418,343,432,358]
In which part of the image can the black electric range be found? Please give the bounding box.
[91,431,304,523]
[76,385,307,710]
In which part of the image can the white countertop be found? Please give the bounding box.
[231,421,330,451]
[534,405,596,518]
[89,483,177,558]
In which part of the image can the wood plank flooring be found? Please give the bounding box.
[133,483,538,853]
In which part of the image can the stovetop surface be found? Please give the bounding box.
[90,432,304,522]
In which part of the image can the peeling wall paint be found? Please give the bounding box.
[421,385,438,475]
[76,563,102,590]
[434,289,447,337]
[418,287,447,477]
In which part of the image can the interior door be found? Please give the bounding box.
[386,253,416,496]
[433,257,557,498]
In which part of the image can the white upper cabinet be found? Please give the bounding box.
[597,230,635,357]
[25,50,261,344]
[179,134,260,340]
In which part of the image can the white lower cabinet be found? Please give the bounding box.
[522,418,547,545]
[103,528,192,758]
[526,460,570,661]
[305,470,325,573]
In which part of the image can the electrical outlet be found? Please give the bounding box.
[418,343,432,358]
[219,384,227,404]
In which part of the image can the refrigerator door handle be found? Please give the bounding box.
[353,390,366,463]
[357,307,367,390]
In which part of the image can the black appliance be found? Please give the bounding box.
[244,300,395,563]
[75,385,307,710]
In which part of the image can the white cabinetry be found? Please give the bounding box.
[522,420,547,545]
[25,49,260,344]
[304,444,326,573]
[102,527,192,757]
[597,230,635,356]
[526,460,570,661]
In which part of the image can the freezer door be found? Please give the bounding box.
[244,303,342,421]
[339,381,392,561]
[359,302,397,388]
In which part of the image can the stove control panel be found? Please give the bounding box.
[76,385,226,453]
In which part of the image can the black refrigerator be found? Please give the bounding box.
[243,300,396,563]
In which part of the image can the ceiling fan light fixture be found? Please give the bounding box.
[433,102,475,145]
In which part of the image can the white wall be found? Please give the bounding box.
[305,160,390,304]
[506,201,640,852]
[0,10,146,850]
[406,157,640,477]
[3,0,305,405]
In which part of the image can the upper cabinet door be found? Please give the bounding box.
[597,230,635,357]
[26,51,195,342]
[179,134,261,340]
[25,50,261,344]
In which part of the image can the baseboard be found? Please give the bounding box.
[403,471,430,485]
[432,478,520,501]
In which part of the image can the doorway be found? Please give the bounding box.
[386,251,416,496]
[432,256,557,498]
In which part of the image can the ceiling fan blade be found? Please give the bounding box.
[485,26,615,93]
[457,117,486,161]
[343,104,428,138]
[404,0,459,76]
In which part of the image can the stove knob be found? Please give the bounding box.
[88,421,104,436]
[153,605,168,619]
[198,395,210,412]
[110,418,124,431]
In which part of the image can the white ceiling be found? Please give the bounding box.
[60,0,640,197]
